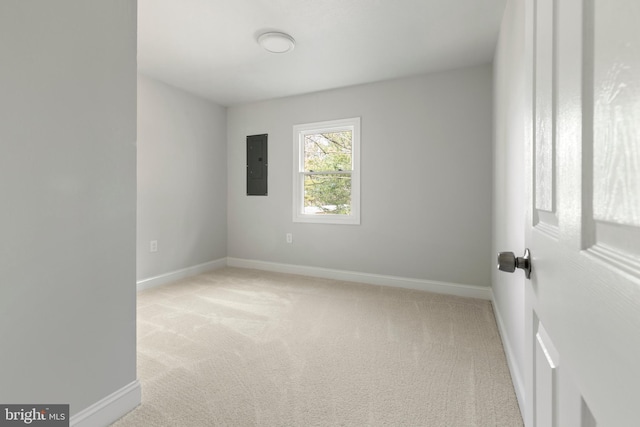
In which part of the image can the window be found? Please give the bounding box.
[293,117,360,224]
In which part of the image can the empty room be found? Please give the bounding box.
[1,0,639,426]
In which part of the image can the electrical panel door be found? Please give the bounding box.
[246,134,267,196]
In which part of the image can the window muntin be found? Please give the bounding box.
[293,118,360,224]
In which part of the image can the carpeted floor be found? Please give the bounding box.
[112,267,523,426]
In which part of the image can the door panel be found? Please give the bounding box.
[534,322,558,426]
[524,0,640,425]
[534,0,559,237]
[534,0,556,216]
[592,0,640,228]
[588,0,640,276]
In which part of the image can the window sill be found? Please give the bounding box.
[293,214,360,225]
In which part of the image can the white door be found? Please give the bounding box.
[521,0,640,425]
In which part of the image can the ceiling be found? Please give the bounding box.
[138,0,507,107]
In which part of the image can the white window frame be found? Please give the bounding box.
[293,117,361,225]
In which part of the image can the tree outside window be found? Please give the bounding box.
[293,118,360,225]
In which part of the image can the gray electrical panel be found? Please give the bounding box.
[246,134,267,195]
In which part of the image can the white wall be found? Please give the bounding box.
[137,75,227,281]
[0,0,137,418]
[228,65,493,287]
[492,0,526,411]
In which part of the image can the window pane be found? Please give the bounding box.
[303,173,351,215]
[303,131,352,172]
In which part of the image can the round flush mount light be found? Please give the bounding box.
[258,32,295,54]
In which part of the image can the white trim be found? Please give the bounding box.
[70,380,140,427]
[137,258,227,291]
[227,257,492,300]
[492,293,526,420]
[292,117,361,225]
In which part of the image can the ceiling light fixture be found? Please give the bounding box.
[258,32,295,54]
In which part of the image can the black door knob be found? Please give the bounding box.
[497,249,532,279]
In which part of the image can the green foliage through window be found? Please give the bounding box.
[303,131,352,215]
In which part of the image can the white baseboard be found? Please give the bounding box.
[137,258,227,291]
[138,257,492,299]
[491,295,526,420]
[227,257,492,300]
[71,380,140,427]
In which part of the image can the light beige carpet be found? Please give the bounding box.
[113,267,523,426]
